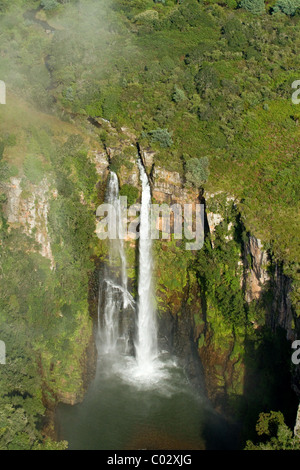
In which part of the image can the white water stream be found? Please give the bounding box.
[98,171,134,354]
[57,165,238,451]
[134,159,158,374]
[99,162,172,386]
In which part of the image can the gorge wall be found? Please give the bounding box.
[3,116,298,439]
[93,124,300,434]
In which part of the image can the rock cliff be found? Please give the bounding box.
[3,176,55,267]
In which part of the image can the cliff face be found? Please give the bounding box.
[3,176,55,267]
[243,236,270,303]
[204,192,298,340]
[200,191,300,428]
[295,404,300,438]
[1,166,97,407]
[242,233,295,340]
[152,166,298,416]
[95,132,299,425]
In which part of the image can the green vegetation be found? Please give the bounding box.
[0,99,100,449]
[273,0,300,15]
[148,128,174,148]
[240,0,266,15]
[245,411,300,449]
[154,236,194,313]
[0,0,299,450]
[23,155,47,184]
[119,184,139,206]
[41,0,59,11]
[185,157,209,187]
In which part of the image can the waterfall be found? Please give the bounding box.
[98,164,170,386]
[135,159,158,373]
[106,172,128,304]
[98,171,134,354]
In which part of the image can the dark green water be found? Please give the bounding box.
[56,353,238,450]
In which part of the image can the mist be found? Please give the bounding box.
[0,0,136,118]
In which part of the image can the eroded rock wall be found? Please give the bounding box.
[3,176,55,267]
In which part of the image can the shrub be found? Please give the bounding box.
[222,18,248,50]
[172,86,186,103]
[0,0,9,12]
[134,10,159,25]
[149,128,173,148]
[40,0,59,10]
[119,184,139,206]
[195,64,220,95]
[226,0,238,7]
[245,411,300,450]
[4,134,17,147]
[273,0,300,15]
[185,157,209,187]
[240,0,266,14]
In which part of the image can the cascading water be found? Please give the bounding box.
[98,171,134,354]
[120,157,173,386]
[57,163,236,451]
[135,159,158,374]
[99,163,173,385]
[107,171,128,305]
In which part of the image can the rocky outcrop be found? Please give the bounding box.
[90,149,109,179]
[139,147,155,176]
[94,127,299,423]
[244,235,270,303]
[270,263,296,340]
[294,403,300,438]
[205,191,296,339]
[157,273,206,394]
[206,212,223,236]
[195,190,300,417]
[152,166,191,203]
[205,191,237,247]
[243,235,296,340]
[3,176,55,267]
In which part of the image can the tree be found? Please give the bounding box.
[185,157,209,187]
[240,0,266,14]
[195,64,220,95]
[273,0,300,15]
[149,128,173,148]
[41,0,59,11]
[245,411,300,450]
[172,86,186,103]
